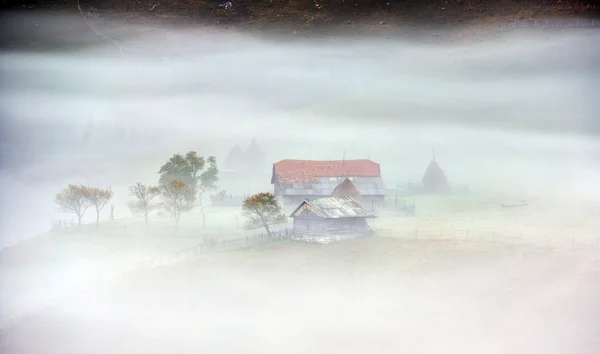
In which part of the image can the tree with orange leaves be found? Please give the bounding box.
[54,184,92,231]
[242,192,287,236]
[87,187,115,227]
[161,180,196,225]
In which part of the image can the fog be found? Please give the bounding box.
[1,12,600,354]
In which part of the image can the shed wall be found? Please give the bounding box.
[292,217,371,236]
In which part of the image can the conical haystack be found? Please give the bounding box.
[223,144,245,171]
[421,160,451,193]
[244,138,266,171]
[332,178,363,205]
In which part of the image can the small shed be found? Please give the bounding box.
[290,196,376,236]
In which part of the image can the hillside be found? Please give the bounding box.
[3,0,600,31]
[2,0,599,52]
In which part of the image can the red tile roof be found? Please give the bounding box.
[272,159,381,183]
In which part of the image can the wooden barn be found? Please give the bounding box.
[271,159,386,209]
[290,196,376,236]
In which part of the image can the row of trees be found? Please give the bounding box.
[55,150,288,235]
[54,151,218,230]
[126,151,220,227]
[54,185,114,230]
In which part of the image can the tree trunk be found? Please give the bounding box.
[77,214,82,232]
[144,210,149,226]
[263,224,271,237]
[199,192,206,229]
[172,200,178,225]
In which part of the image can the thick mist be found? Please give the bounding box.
[1,12,600,354]
[1,22,599,247]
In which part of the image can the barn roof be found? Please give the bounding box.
[290,196,376,219]
[272,159,381,183]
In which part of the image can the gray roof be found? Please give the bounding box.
[291,196,376,219]
[279,176,385,196]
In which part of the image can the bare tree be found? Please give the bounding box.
[161,180,196,225]
[54,184,92,231]
[128,182,161,226]
[87,187,115,227]
[242,192,287,236]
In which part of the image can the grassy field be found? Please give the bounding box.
[1,235,599,354]
[0,204,270,325]
[1,193,599,333]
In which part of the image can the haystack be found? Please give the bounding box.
[223,144,245,171]
[421,159,451,194]
[244,138,266,171]
[331,178,363,205]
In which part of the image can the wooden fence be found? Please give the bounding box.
[136,228,293,268]
[52,219,75,229]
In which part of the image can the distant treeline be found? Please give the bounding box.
[499,17,600,31]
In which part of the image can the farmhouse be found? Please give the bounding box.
[290,196,376,236]
[271,159,386,208]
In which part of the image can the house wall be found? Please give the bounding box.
[273,176,386,206]
[293,217,326,234]
[293,217,371,236]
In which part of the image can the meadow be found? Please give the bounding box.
[2,192,599,333]
[1,232,599,354]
